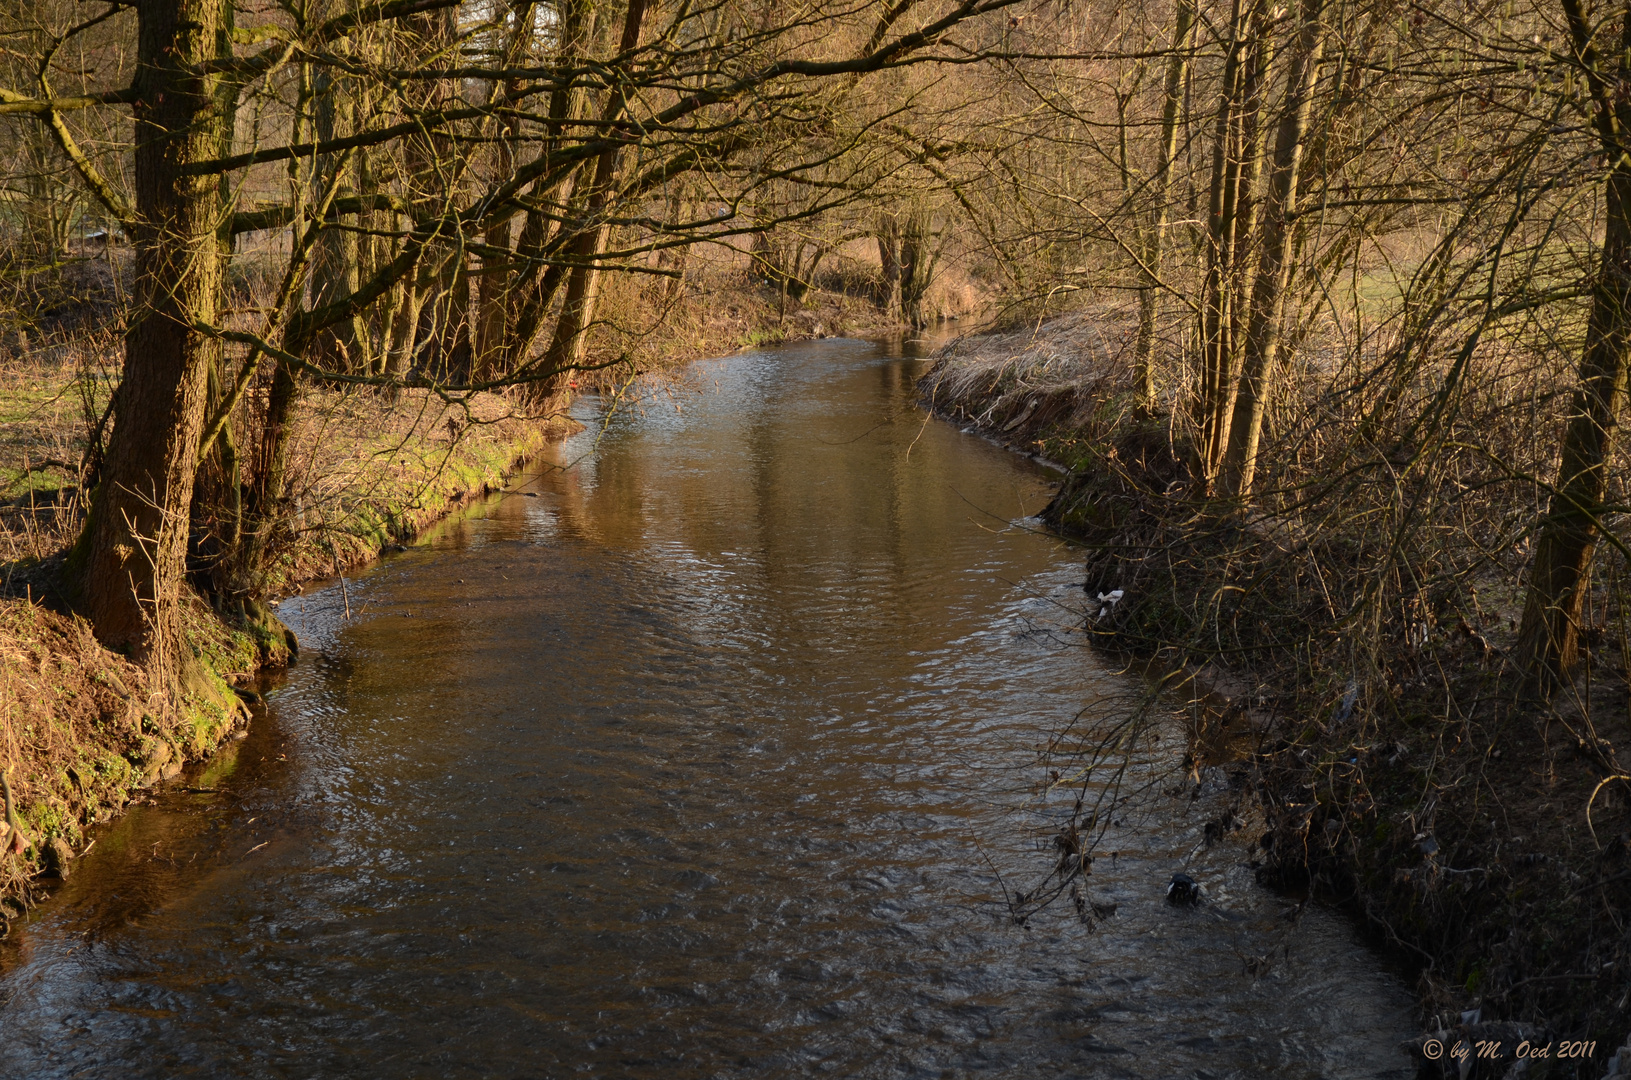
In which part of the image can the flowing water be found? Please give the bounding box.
[0,339,1416,1078]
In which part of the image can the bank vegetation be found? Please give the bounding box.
[913,0,1631,1061]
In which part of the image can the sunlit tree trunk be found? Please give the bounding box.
[1219,0,1325,499]
[202,0,243,562]
[70,0,223,679]
[1518,0,1631,680]
[500,0,590,375]
[1203,9,1268,479]
[1134,0,1193,412]
[1225,31,1271,381]
[535,0,647,397]
[475,2,538,381]
[1197,0,1252,476]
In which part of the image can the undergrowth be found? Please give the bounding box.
[923,308,1631,1072]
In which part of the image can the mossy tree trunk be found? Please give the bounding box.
[71,0,223,680]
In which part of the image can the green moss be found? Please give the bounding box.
[739,327,787,348]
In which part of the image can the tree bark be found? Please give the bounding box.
[307,68,364,373]
[878,214,902,317]
[477,1,539,381]
[1196,0,1251,475]
[69,0,223,677]
[1203,10,1268,478]
[898,209,940,328]
[1134,0,1193,412]
[1518,0,1631,681]
[534,0,648,396]
[499,0,590,375]
[1219,0,1324,499]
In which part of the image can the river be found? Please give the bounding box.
[0,338,1415,1078]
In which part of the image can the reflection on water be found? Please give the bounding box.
[0,338,1414,1078]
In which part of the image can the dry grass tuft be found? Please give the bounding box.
[0,599,152,904]
[920,306,1142,456]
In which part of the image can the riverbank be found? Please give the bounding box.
[0,266,912,924]
[0,377,559,920]
[921,312,1631,1073]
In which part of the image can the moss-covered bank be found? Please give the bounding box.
[0,377,561,923]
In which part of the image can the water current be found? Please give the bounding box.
[0,338,1416,1078]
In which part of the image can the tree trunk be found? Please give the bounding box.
[878,214,902,317]
[475,3,537,382]
[1134,0,1193,412]
[534,0,647,395]
[1518,0,1631,681]
[477,168,517,382]
[1202,7,1266,478]
[308,69,364,373]
[498,0,590,375]
[1219,0,1324,499]
[203,0,244,572]
[1196,0,1251,474]
[384,256,426,381]
[442,250,476,383]
[69,0,222,678]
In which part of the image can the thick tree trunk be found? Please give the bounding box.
[538,226,611,388]
[384,259,426,380]
[1517,0,1631,681]
[69,0,222,676]
[1134,0,1193,412]
[1219,0,1324,499]
[1517,191,1631,676]
[898,211,939,328]
[878,215,902,317]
